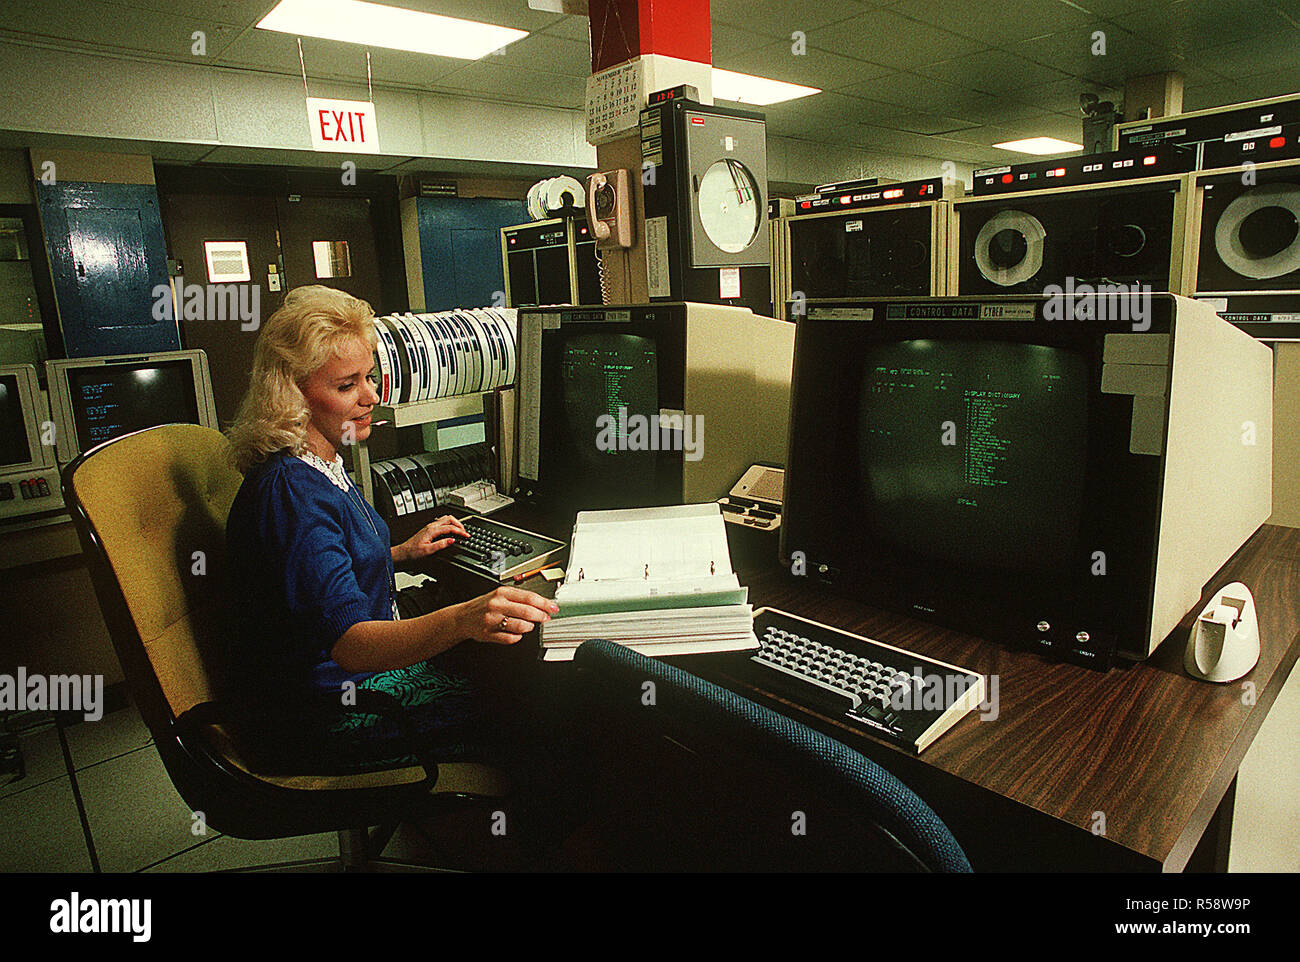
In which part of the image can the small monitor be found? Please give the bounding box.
[0,364,52,474]
[0,363,63,522]
[46,350,218,463]
[521,312,684,515]
[515,302,794,523]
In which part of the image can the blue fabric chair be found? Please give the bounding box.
[572,638,973,872]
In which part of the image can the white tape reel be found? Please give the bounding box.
[974,209,1047,287]
[1213,182,1300,280]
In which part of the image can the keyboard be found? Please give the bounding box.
[442,515,565,581]
[737,608,985,754]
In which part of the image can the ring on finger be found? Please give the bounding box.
[499,616,510,632]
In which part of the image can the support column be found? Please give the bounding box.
[587,0,712,303]
[1124,71,1185,122]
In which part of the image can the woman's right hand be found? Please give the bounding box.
[455,586,559,645]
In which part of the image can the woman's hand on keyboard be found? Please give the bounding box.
[392,515,469,565]
[455,586,559,645]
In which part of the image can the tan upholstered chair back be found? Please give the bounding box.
[68,424,243,718]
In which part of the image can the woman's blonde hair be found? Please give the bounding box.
[226,285,377,473]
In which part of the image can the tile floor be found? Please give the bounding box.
[2,663,1297,872]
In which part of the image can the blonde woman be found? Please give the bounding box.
[223,285,557,773]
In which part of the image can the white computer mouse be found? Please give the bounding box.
[1185,582,1260,683]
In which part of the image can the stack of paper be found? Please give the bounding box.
[539,503,758,662]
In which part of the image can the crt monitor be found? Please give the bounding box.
[782,294,1272,662]
[518,306,687,516]
[515,302,794,523]
[0,363,63,521]
[46,350,219,463]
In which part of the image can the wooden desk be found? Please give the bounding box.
[407,508,1300,871]
[676,524,1300,872]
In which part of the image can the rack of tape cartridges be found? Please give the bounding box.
[371,308,517,405]
[370,443,502,525]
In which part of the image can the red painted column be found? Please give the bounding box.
[588,0,711,72]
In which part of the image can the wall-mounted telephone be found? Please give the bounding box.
[586,169,634,249]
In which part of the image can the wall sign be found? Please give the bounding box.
[306,97,380,153]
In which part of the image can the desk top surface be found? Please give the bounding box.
[711,524,1300,871]
[426,508,1300,871]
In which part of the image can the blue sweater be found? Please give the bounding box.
[225,450,394,699]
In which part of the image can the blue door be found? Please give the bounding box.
[38,181,178,357]
[417,197,526,311]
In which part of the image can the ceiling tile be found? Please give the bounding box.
[217,32,468,87]
[1012,27,1212,86]
[94,0,276,27]
[871,111,985,136]
[889,0,1095,47]
[494,32,592,77]
[436,62,586,110]
[719,40,892,91]
[914,49,1076,93]
[711,21,778,63]
[712,0,872,39]
[1,0,243,61]
[1107,0,1281,51]
[802,9,992,69]
[531,13,592,43]
[395,0,563,32]
[1195,29,1300,78]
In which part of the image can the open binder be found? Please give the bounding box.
[539,503,758,661]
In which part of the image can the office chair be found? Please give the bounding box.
[62,423,512,872]
[571,639,973,872]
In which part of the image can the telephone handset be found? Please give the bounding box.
[717,463,784,531]
[586,169,634,249]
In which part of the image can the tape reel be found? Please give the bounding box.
[974,209,1047,287]
[1213,182,1300,281]
[372,307,518,405]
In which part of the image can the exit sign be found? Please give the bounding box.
[306,97,380,153]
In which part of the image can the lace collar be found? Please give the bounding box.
[297,449,351,491]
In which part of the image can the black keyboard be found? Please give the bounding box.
[443,515,565,581]
[738,608,985,754]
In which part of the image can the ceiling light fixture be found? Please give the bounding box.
[992,136,1084,155]
[711,68,820,106]
[257,0,529,60]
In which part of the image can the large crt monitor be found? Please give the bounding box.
[782,294,1272,662]
[515,302,793,520]
[46,350,218,463]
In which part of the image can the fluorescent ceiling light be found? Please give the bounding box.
[992,136,1083,155]
[711,68,820,106]
[257,0,529,60]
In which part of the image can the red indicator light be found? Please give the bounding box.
[1270,136,1286,148]
[800,201,811,208]
[839,195,851,204]
[1142,155,1157,166]
[1001,173,1013,184]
